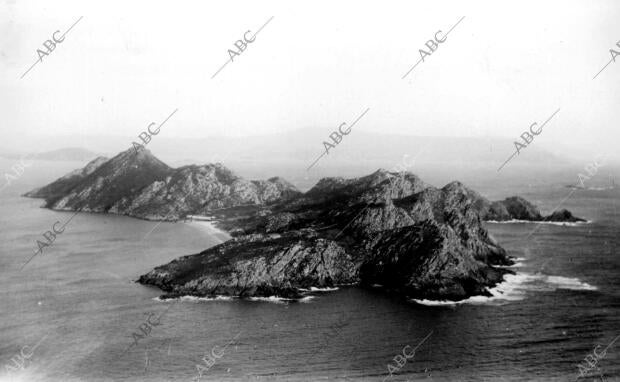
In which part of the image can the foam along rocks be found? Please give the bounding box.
[155,295,314,304]
[486,219,591,226]
[411,272,597,306]
[298,286,339,292]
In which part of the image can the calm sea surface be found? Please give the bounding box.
[0,159,618,381]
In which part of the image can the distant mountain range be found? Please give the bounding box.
[147,129,574,183]
[4,130,582,190]
[25,149,584,302]
[1,147,100,162]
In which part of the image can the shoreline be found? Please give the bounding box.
[184,219,231,243]
[485,219,591,226]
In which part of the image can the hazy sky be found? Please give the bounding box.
[1,0,619,159]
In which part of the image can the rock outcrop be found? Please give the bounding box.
[479,196,586,222]
[544,209,586,222]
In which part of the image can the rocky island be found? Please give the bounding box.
[25,148,585,302]
[24,148,301,220]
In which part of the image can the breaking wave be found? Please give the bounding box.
[153,295,237,302]
[154,295,315,304]
[486,219,591,226]
[299,286,339,292]
[248,296,315,304]
[505,257,526,268]
[412,272,597,306]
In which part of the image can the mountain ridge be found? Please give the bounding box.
[24,148,303,221]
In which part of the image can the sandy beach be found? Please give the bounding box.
[185,219,231,243]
